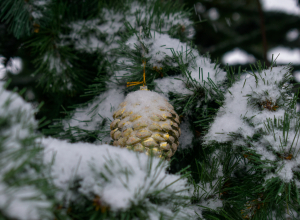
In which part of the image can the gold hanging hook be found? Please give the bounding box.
[127,27,148,90]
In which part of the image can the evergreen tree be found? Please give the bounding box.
[1,0,300,219]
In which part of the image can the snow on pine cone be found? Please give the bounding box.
[110,89,180,160]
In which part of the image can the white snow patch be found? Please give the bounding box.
[42,138,192,211]
[68,10,123,53]
[118,90,174,128]
[0,185,51,220]
[126,2,193,33]
[0,82,38,151]
[154,75,193,96]
[0,82,52,220]
[286,29,299,41]
[6,57,23,75]
[126,31,189,68]
[262,0,300,15]
[200,197,223,210]
[204,66,290,143]
[0,56,6,79]
[195,180,223,212]
[222,48,255,65]
[64,88,125,140]
[276,160,295,182]
[127,31,226,87]
[268,47,300,64]
[190,55,227,86]
[204,64,300,184]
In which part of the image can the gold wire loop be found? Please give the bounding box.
[126,60,146,88]
[127,27,147,89]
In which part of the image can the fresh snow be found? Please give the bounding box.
[126,30,226,87]
[0,82,38,150]
[0,56,6,79]
[63,14,225,141]
[42,137,193,216]
[268,47,300,64]
[154,75,192,96]
[204,66,290,143]
[5,57,23,75]
[222,48,256,65]
[64,88,125,142]
[120,89,172,118]
[125,31,189,68]
[0,185,51,220]
[204,65,300,183]
[0,56,23,78]
[262,0,300,16]
[0,82,52,220]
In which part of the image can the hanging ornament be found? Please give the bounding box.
[110,27,180,160]
[110,87,180,160]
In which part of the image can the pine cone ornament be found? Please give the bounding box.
[110,89,180,160]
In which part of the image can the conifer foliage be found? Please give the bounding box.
[1,0,300,219]
[0,82,54,219]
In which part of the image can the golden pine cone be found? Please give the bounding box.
[110,90,180,160]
